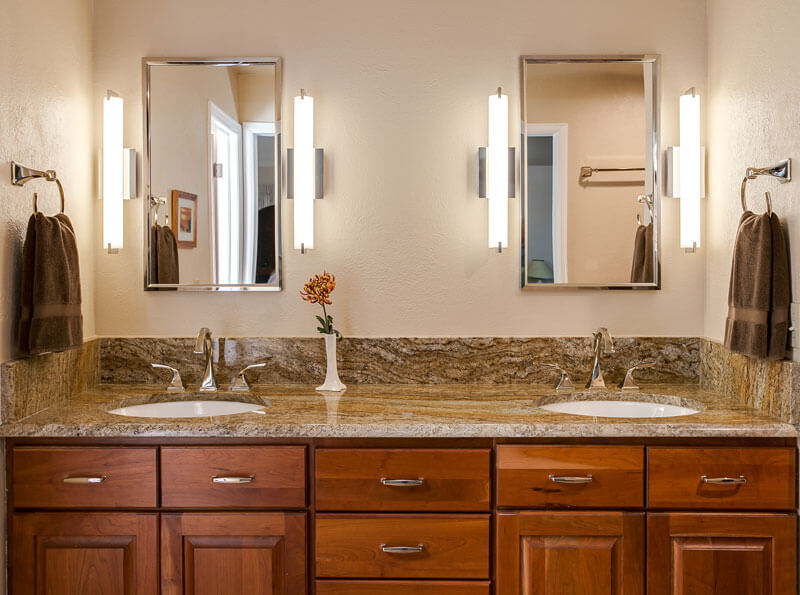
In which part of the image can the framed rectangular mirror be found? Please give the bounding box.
[521,55,660,289]
[143,57,282,291]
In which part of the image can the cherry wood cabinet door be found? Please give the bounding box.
[496,511,645,595]
[10,512,158,595]
[161,512,306,595]
[647,513,796,595]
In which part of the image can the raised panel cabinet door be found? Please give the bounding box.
[647,513,797,595]
[496,511,645,595]
[161,512,306,595]
[10,512,158,595]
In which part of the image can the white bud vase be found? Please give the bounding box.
[317,333,346,392]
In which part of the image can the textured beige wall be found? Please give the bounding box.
[705,0,800,349]
[92,0,707,338]
[0,0,96,363]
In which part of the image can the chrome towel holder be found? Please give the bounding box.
[10,161,65,213]
[740,158,791,214]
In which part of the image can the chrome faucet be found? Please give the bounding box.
[194,327,218,391]
[586,327,615,390]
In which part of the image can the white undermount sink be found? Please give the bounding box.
[539,398,700,419]
[108,400,266,418]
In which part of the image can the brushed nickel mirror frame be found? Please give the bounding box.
[143,57,283,292]
[520,54,661,290]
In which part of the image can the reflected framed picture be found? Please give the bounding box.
[171,190,197,248]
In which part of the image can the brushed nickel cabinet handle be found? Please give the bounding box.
[548,474,594,484]
[380,478,424,487]
[63,475,107,484]
[701,475,747,485]
[381,544,425,553]
[212,475,255,484]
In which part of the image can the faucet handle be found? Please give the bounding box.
[543,364,574,392]
[231,362,267,392]
[618,361,655,391]
[151,363,185,391]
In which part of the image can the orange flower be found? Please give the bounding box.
[300,271,336,305]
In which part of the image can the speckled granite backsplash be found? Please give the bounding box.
[0,339,99,423]
[99,336,701,386]
[700,340,800,424]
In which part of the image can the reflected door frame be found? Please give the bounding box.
[243,121,276,285]
[526,124,568,284]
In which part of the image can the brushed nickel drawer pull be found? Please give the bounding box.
[380,544,425,553]
[701,475,747,485]
[380,478,424,487]
[63,475,107,484]
[549,474,593,484]
[212,475,255,484]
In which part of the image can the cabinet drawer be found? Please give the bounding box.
[13,447,157,508]
[161,446,306,508]
[648,447,796,510]
[316,581,491,594]
[316,514,490,579]
[496,445,644,508]
[315,449,491,511]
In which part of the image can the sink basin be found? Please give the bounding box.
[538,394,701,418]
[108,400,266,418]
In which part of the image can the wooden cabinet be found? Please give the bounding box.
[161,512,307,595]
[316,514,490,579]
[10,512,158,595]
[647,513,796,595]
[496,511,645,595]
[13,446,157,508]
[316,580,491,594]
[648,447,796,510]
[316,448,491,511]
[161,446,306,508]
[497,445,644,508]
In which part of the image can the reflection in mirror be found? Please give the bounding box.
[144,59,281,291]
[521,57,659,289]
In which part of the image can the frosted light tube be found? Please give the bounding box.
[679,89,701,249]
[294,93,314,251]
[103,95,124,250]
[488,92,509,250]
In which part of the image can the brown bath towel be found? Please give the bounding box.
[152,225,180,284]
[724,211,790,359]
[630,223,654,283]
[18,212,82,355]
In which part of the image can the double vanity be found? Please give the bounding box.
[2,358,797,594]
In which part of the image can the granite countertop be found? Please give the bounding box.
[0,383,795,438]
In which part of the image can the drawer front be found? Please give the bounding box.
[496,445,644,508]
[315,449,491,511]
[13,447,157,508]
[648,447,796,510]
[161,446,306,508]
[316,581,491,594]
[316,514,490,579]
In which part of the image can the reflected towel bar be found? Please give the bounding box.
[580,166,645,179]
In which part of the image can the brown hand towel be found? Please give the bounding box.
[630,224,647,283]
[724,210,789,359]
[629,223,654,283]
[155,225,179,284]
[18,212,82,355]
[768,213,790,359]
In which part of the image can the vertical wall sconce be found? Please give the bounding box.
[678,87,701,252]
[287,89,324,254]
[103,92,124,251]
[102,90,138,253]
[479,88,515,253]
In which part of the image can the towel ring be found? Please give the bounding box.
[740,176,774,216]
[32,178,65,214]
